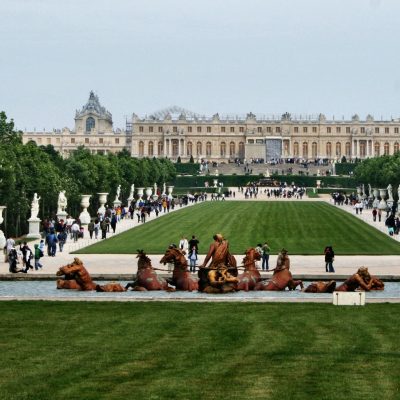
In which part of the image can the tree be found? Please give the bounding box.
[0,111,22,145]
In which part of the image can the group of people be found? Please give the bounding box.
[5,238,43,273]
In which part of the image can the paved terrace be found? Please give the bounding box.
[0,190,399,280]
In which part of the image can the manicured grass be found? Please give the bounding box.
[77,201,400,255]
[0,302,398,400]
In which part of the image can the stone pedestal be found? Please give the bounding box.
[26,218,41,239]
[57,211,68,222]
[333,291,365,306]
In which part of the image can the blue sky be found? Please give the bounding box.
[1,0,400,130]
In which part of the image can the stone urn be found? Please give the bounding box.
[145,187,153,199]
[97,192,108,215]
[79,195,91,224]
[136,188,144,204]
[378,188,387,210]
[316,179,321,189]
[213,179,218,188]
[167,185,174,200]
[373,188,379,199]
[0,206,6,249]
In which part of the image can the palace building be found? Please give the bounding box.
[23,92,400,162]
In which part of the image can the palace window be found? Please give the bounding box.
[385,127,389,134]
[196,141,202,156]
[220,142,226,156]
[360,142,367,157]
[158,141,163,155]
[361,127,365,133]
[187,141,193,156]
[394,142,399,153]
[327,127,331,133]
[148,141,154,156]
[312,142,317,158]
[239,127,244,133]
[99,138,103,144]
[276,127,281,133]
[149,126,153,133]
[139,126,144,133]
[206,142,212,156]
[294,127,299,133]
[336,127,341,133]
[188,126,192,133]
[221,127,226,133]
[257,127,262,133]
[158,126,163,133]
[266,127,272,133]
[197,126,202,133]
[374,142,380,156]
[85,138,89,144]
[336,142,341,157]
[303,127,308,133]
[207,126,211,133]
[312,127,317,133]
[238,142,245,158]
[375,127,380,134]
[346,127,351,133]
[115,138,119,144]
[345,142,351,157]
[71,138,75,144]
[326,142,332,157]
[293,142,299,157]
[86,117,95,132]
[384,142,389,155]
[139,141,144,156]
[395,127,399,134]
[230,127,235,133]
[173,126,177,133]
[230,142,235,156]
[248,139,254,144]
[302,142,308,158]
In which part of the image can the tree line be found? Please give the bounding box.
[0,112,176,237]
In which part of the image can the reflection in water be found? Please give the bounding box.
[0,281,399,300]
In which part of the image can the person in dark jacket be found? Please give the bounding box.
[324,246,335,273]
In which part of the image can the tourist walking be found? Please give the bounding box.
[34,244,43,270]
[188,235,199,252]
[57,230,67,252]
[324,245,335,273]
[111,214,117,233]
[46,230,58,257]
[261,242,271,271]
[94,219,100,239]
[179,236,189,255]
[88,220,94,239]
[101,219,108,239]
[71,221,80,242]
[188,246,198,272]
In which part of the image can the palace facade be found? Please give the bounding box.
[22,92,400,162]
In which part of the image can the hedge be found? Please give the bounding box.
[175,163,201,175]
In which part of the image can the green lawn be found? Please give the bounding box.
[77,201,400,255]
[0,302,398,400]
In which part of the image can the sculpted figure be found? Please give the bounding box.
[125,250,171,291]
[304,281,336,293]
[255,249,303,291]
[336,267,384,292]
[160,246,198,291]
[57,190,68,213]
[198,234,238,293]
[237,247,262,291]
[56,257,97,290]
[30,193,41,219]
[115,185,121,201]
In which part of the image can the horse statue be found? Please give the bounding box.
[237,248,262,291]
[304,280,336,293]
[96,282,126,292]
[125,250,170,291]
[56,257,97,290]
[160,247,198,291]
[336,267,384,292]
[255,250,303,291]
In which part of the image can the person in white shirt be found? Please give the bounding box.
[179,236,189,256]
[71,221,80,242]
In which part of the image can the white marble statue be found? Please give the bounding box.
[57,190,68,214]
[30,193,40,219]
[398,184,400,201]
[368,184,373,198]
[115,185,121,201]
[387,184,394,202]
[129,184,135,199]
[163,182,166,195]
